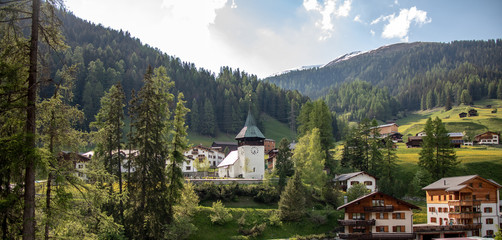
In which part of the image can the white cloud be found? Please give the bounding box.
[353,14,362,23]
[231,0,237,9]
[372,6,431,41]
[303,0,352,40]
[370,30,375,36]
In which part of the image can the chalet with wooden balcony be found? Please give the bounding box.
[416,175,501,239]
[474,131,500,145]
[337,192,419,240]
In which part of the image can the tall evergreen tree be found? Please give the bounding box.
[90,81,126,224]
[276,138,294,193]
[189,98,199,133]
[127,66,174,239]
[166,93,190,225]
[418,117,459,180]
[292,128,326,190]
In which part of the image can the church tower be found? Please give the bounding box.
[235,110,265,179]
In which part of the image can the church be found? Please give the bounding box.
[217,111,265,179]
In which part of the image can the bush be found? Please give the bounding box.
[239,223,267,237]
[254,186,280,203]
[309,211,327,225]
[209,200,233,225]
[268,211,282,227]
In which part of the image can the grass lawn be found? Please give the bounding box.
[190,206,343,240]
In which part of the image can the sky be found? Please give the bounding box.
[64,0,502,78]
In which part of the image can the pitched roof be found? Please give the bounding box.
[333,171,377,181]
[217,150,239,168]
[337,191,419,210]
[235,110,265,140]
[447,132,464,137]
[422,175,502,191]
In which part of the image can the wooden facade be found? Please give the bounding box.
[337,192,418,240]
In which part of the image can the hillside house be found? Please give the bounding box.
[414,175,501,238]
[448,132,464,148]
[337,191,419,240]
[334,171,377,192]
[112,149,139,173]
[265,148,278,172]
[264,139,276,154]
[406,136,423,148]
[183,145,225,177]
[468,109,478,117]
[474,131,499,145]
[217,111,266,179]
[459,112,467,118]
[211,141,238,152]
[371,123,403,142]
[60,151,91,180]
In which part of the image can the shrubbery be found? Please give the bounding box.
[194,182,279,204]
[209,200,233,225]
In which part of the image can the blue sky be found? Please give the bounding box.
[65,0,502,78]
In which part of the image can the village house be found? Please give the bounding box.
[112,149,139,173]
[371,123,404,142]
[406,132,464,148]
[448,132,464,148]
[182,145,225,177]
[264,139,276,154]
[468,109,478,117]
[406,136,423,148]
[459,112,467,118]
[337,191,419,240]
[211,141,238,152]
[60,151,91,180]
[414,175,501,239]
[217,111,265,179]
[474,131,499,145]
[333,171,378,192]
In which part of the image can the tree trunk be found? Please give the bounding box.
[23,0,40,239]
[44,172,53,240]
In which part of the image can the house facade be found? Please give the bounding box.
[334,171,377,192]
[217,111,265,179]
[474,131,499,145]
[416,175,501,238]
[264,139,276,154]
[337,191,419,240]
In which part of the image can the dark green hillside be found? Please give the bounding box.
[45,12,309,135]
[266,40,502,120]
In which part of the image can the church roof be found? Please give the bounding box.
[235,111,265,140]
[217,150,239,168]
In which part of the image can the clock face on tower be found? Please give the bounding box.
[251,147,259,155]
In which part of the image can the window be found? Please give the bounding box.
[376,213,388,219]
[350,181,360,185]
[393,213,404,219]
[469,183,473,187]
[431,217,437,223]
[479,183,482,188]
[487,230,494,236]
[430,195,433,201]
[352,213,365,220]
[376,226,388,232]
[485,194,490,200]
[486,218,493,224]
[186,166,191,171]
[450,208,454,212]
[372,200,384,206]
[438,208,442,213]
[484,207,492,213]
[364,181,373,186]
[443,208,448,213]
[393,226,405,232]
[429,207,436,212]
[472,195,476,200]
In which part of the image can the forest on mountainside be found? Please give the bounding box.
[266,41,502,121]
[43,12,309,135]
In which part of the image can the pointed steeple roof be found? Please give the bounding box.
[235,110,265,140]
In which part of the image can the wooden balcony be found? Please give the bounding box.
[338,219,376,226]
[448,212,481,219]
[364,206,394,212]
[339,233,415,239]
[448,200,481,207]
[413,223,481,232]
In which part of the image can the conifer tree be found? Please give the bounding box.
[190,98,199,133]
[418,117,458,180]
[166,93,190,225]
[278,171,306,221]
[127,66,174,239]
[276,138,294,193]
[292,128,326,190]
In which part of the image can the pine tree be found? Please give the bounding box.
[418,117,459,180]
[292,128,326,190]
[166,93,190,225]
[190,98,199,133]
[460,89,472,105]
[201,98,216,136]
[278,171,306,221]
[127,66,174,239]
[276,138,294,193]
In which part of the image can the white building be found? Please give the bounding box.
[334,171,378,192]
[182,145,225,177]
[217,111,265,179]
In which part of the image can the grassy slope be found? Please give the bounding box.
[392,99,502,190]
[190,207,342,240]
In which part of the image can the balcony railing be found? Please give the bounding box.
[339,233,415,239]
[448,212,481,219]
[338,219,376,226]
[413,223,482,232]
[448,200,481,206]
[364,206,394,212]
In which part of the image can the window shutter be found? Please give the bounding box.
[401,213,405,219]
[393,226,397,232]
[392,213,396,219]
[376,213,380,219]
[384,226,388,232]
[384,213,388,219]
[402,226,405,232]
[376,227,381,232]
